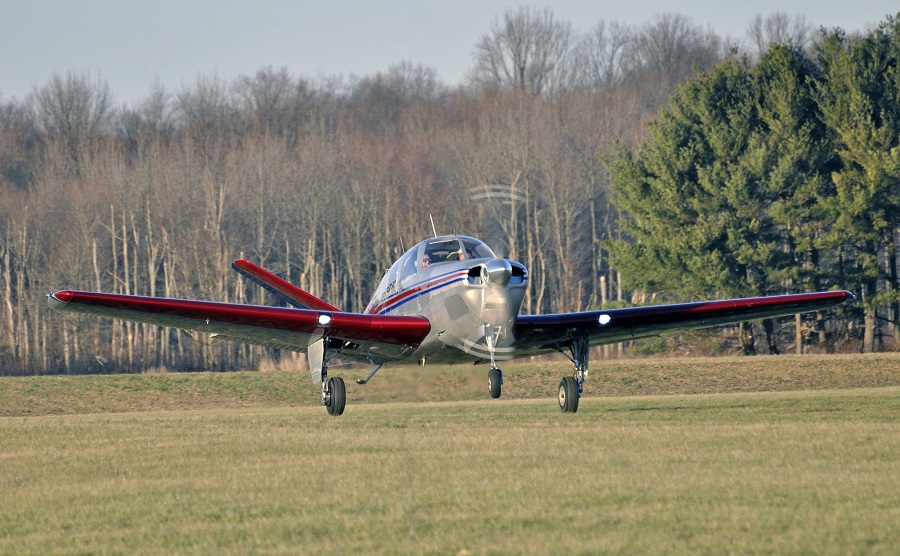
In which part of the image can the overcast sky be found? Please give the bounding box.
[2,0,897,105]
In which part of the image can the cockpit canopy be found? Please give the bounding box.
[370,236,496,309]
[422,236,495,266]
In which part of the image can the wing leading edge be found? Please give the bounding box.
[513,290,854,354]
[47,290,430,363]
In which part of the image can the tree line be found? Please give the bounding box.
[610,17,900,354]
[0,9,896,375]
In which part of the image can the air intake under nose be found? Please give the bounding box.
[484,259,512,287]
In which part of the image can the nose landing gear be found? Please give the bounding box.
[488,367,503,398]
[485,325,504,399]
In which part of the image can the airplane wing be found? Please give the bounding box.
[47,290,430,364]
[231,259,341,312]
[512,290,854,355]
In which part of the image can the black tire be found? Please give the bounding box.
[488,368,502,399]
[326,377,346,416]
[558,376,579,413]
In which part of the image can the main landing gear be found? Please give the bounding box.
[323,374,346,416]
[313,338,347,416]
[320,347,383,416]
[557,337,589,414]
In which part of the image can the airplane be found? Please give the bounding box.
[48,234,853,416]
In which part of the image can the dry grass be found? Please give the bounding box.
[1,354,898,553]
[0,389,897,554]
[2,352,899,417]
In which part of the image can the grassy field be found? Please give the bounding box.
[1,355,899,554]
[3,352,900,416]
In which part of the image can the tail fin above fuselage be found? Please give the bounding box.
[232,259,341,312]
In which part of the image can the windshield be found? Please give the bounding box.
[461,237,495,259]
[423,236,494,266]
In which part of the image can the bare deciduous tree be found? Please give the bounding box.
[574,20,633,90]
[0,97,37,188]
[176,74,237,165]
[31,71,113,176]
[471,6,576,96]
[747,12,814,58]
[119,83,175,161]
[234,67,313,146]
[626,13,725,84]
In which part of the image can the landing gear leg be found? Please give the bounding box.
[318,344,346,416]
[485,325,503,399]
[558,337,589,413]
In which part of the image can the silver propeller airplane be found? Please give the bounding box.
[49,234,852,415]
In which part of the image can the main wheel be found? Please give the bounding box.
[558,376,579,413]
[325,376,346,416]
[488,368,502,399]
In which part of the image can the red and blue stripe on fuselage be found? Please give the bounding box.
[368,268,470,315]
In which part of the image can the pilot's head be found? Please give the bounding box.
[422,254,431,268]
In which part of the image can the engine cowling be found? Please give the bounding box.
[484,258,512,287]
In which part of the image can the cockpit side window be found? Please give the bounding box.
[383,260,400,292]
[367,259,401,311]
[366,257,401,313]
[398,245,420,285]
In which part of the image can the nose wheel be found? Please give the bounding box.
[485,325,504,399]
[488,367,503,398]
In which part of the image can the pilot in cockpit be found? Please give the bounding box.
[422,254,431,268]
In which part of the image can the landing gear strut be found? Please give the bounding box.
[485,325,503,399]
[313,337,346,416]
[558,337,589,413]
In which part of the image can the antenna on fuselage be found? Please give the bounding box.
[429,214,438,237]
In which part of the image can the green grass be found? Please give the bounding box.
[1,387,898,554]
[3,352,900,417]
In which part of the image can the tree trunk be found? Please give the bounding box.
[3,232,15,357]
[739,322,756,355]
[617,271,624,357]
[761,319,780,355]
[862,278,878,353]
[888,231,900,350]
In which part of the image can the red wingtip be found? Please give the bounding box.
[52,290,74,303]
[48,290,74,310]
